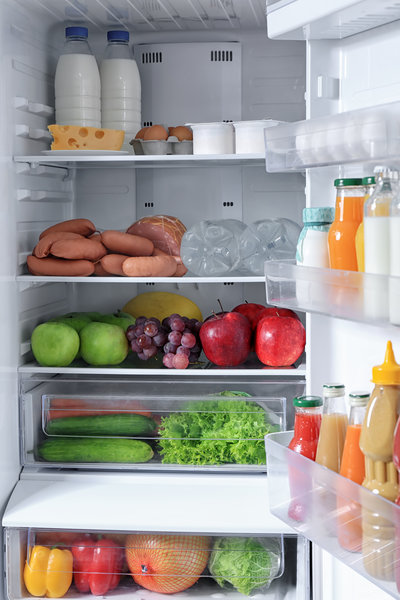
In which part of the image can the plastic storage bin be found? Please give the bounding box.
[20,376,306,472]
[265,431,400,599]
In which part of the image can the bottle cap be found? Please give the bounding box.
[107,30,129,41]
[373,166,399,180]
[372,341,400,384]
[334,178,363,187]
[323,383,345,398]
[362,176,376,186]
[349,391,370,406]
[293,395,323,408]
[302,207,335,224]
[65,26,88,38]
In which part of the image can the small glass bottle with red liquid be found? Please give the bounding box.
[288,395,323,521]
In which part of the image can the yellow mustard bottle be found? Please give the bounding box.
[359,341,400,581]
[355,175,376,272]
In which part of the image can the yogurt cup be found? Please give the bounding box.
[233,119,281,154]
[187,122,234,155]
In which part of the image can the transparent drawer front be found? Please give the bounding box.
[264,100,400,171]
[5,528,291,600]
[21,377,306,472]
[265,431,400,599]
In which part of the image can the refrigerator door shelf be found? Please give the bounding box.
[265,431,400,599]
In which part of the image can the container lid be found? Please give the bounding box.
[66,26,88,38]
[349,391,370,406]
[323,383,345,398]
[232,120,281,129]
[302,207,335,224]
[334,178,363,187]
[107,30,129,41]
[293,395,323,408]
[362,176,376,185]
[372,341,400,384]
[186,122,234,130]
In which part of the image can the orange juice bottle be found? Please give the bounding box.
[328,178,364,271]
[355,175,376,272]
[337,390,369,552]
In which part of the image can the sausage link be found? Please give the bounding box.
[50,238,107,262]
[39,218,96,239]
[93,261,113,277]
[100,254,130,276]
[122,255,178,277]
[33,232,84,258]
[27,255,94,277]
[101,230,154,256]
[152,247,187,276]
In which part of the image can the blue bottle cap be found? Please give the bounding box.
[65,26,88,38]
[302,207,335,224]
[107,30,129,42]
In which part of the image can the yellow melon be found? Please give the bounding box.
[122,292,202,322]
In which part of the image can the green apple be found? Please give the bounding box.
[63,311,103,322]
[96,311,136,332]
[80,322,129,366]
[31,322,80,367]
[50,314,92,333]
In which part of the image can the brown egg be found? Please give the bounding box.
[169,126,193,141]
[143,125,168,141]
[135,127,148,139]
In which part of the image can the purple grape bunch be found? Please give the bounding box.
[126,314,203,369]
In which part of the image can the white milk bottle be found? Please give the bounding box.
[55,27,101,127]
[100,30,141,150]
[389,181,400,324]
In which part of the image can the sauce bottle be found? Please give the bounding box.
[355,176,376,272]
[359,341,400,581]
[315,383,348,473]
[392,414,400,592]
[328,178,364,271]
[288,395,323,522]
[337,391,370,553]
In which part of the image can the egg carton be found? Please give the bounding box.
[130,137,193,156]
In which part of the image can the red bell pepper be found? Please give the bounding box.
[71,537,123,595]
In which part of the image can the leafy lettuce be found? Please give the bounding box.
[158,391,280,465]
[208,537,280,595]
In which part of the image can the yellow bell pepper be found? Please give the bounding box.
[24,545,73,598]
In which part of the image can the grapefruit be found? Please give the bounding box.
[125,534,210,594]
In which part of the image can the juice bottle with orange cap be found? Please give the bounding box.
[337,391,369,552]
[359,341,400,581]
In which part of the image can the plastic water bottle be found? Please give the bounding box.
[55,27,101,127]
[180,219,259,277]
[241,218,301,275]
[100,30,141,150]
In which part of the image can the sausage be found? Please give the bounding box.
[27,255,94,277]
[100,254,130,276]
[39,218,96,239]
[93,261,112,277]
[50,238,107,262]
[33,232,84,258]
[101,230,154,256]
[122,255,178,277]
[152,247,187,277]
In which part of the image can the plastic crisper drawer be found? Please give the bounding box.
[5,527,298,600]
[265,431,400,600]
[20,376,305,473]
[264,101,400,171]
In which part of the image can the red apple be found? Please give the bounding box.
[199,312,251,366]
[255,315,305,367]
[232,302,266,330]
[258,307,300,321]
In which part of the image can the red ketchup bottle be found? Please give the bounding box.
[288,395,323,521]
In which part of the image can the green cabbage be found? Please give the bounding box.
[158,392,280,465]
[208,537,279,595]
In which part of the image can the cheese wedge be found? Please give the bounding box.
[48,125,124,151]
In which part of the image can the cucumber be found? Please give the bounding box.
[46,413,156,437]
[37,437,154,463]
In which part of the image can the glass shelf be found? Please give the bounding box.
[264,101,400,172]
[264,260,400,327]
[17,275,265,285]
[265,431,400,599]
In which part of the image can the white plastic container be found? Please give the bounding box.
[188,122,234,155]
[101,30,141,150]
[55,27,101,127]
[233,119,281,154]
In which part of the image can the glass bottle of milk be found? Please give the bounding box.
[55,27,101,127]
[101,31,142,150]
[364,166,399,320]
[389,178,400,324]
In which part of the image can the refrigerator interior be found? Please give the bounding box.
[0,1,309,600]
